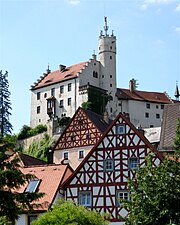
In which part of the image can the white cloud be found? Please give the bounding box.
[67,0,80,5]
[174,26,180,33]
[175,2,180,12]
[141,0,174,10]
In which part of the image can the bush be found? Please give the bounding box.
[17,124,47,140]
[58,117,71,126]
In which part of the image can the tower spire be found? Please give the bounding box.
[174,81,180,101]
[104,17,109,36]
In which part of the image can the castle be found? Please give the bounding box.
[30,18,173,133]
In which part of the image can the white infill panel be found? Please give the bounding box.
[133,135,140,145]
[70,177,77,185]
[154,157,160,166]
[94,197,104,206]
[71,188,77,197]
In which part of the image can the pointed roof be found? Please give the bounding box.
[159,103,180,151]
[116,88,172,103]
[62,112,163,187]
[53,107,112,151]
[31,61,88,90]
[18,164,73,211]
[174,83,180,99]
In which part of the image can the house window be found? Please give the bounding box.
[146,103,150,109]
[156,114,160,119]
[60,100,64,108]
[37,92,40,100]
[156,105,159,109]
[145,112,149,118]
[51,88,55,96]
[79,191,92,207]
[78,150,84,159]
[116,191,129,206]
[60,85,64,94]
[128,157,138,170]
[28,215,38,225]
[104,159,114,172]
[86,133,91,139]
[116,124,125,134]
[37,106,40,114]
[25,180,40,193]
[161,104,164,109]
[63,151,69,160]
[68,97,71,106]
[68,83,72,92]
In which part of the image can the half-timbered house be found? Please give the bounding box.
[53,107,111,169]
[62,112,163,224]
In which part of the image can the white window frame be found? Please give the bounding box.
[63,151,69,160]
[104,159,114,172]
[116,124,125,135]
[116,190,129,206]
[78,150,84,160]
[79,191,92,207]
[128,157,139,170]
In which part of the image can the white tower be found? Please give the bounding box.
[99,17,117,118]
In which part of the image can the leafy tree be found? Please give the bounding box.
[174,118,180,153]
[123,154,180,225]
[24,133,53,161]
[32,199,110,225]
[131,78,139,90]
[58,116,71,127]
[0,143,43,222]
[0,71,13,140]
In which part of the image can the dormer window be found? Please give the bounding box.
[25,179,40,193]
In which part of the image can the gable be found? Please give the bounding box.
[54,108,103,150]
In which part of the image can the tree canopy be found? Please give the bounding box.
[32,200,110,225]
[123,154,180,225]
[0,71,13,140]
[0,143,43,222]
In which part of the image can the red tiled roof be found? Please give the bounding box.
[18,164,73,211]
[31,61,88,90]
[116,88,172,103]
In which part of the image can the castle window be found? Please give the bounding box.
[68,97,71,106]
[51,88,55,96]
[102,75,104,78]
[145,112,149,118]
[128,157,139,170]
[161,104,164,109]
[146,103,150,109]
[37,106,40,114]
[116,191,129,206]
[60,85,64,94]
[116,124,125,135]
[60,100,64,108]
[110,46,112,50]
[156,114,160,119]
[93,71,98,78]
[110,84,112,87]
[79,191,92,207]
[37,92,40,100]
[68,83,72,92]
[63,151,69,160]
[110,56,112,59]
[104,159,114,172]
[156,105,159,109]
[44,93,47,98]
[110,75,112,78]
[78,150,84,159]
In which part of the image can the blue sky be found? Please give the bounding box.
[0,0,180,134]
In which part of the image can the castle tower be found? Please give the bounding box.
[99,17,117,118]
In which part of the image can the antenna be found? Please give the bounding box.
[104,16,109,36]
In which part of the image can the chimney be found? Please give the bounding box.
[47,149,53,164]
[129,79,134,93]
[59,64,66,72]
[103,111,109,124]
[123,112,130,121]
[137,125,145,136]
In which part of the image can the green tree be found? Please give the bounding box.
[32,199,110,225]
[24,133,53,161]
[174,118,180,153]
[0,143,43,222]
[123,154,180,225]
[0,71,13,140]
